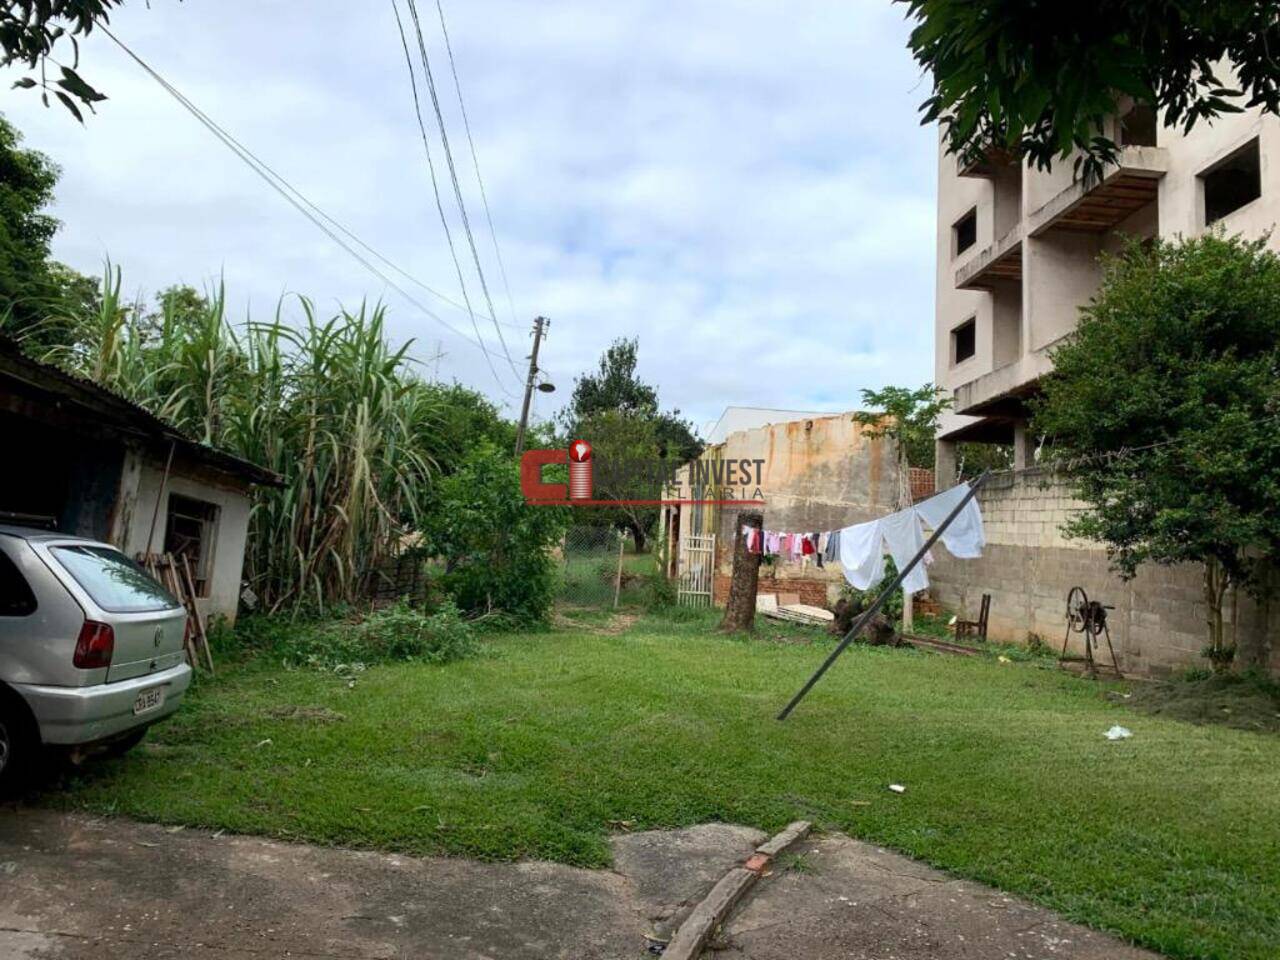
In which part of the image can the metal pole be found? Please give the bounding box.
[777,471,990,721]
[613,533,625,609]
[513,316,547,456]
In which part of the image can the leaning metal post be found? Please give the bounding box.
[776,471,991,721]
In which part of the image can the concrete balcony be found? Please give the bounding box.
[1027,145,1168,236]
[957,145,1017,179]
[952,346,1057,418]
[955,224,1023,290]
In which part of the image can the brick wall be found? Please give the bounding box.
[929,468,1280,677]
[714,573,831,608]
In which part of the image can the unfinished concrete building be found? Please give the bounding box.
[931,100,1280,675]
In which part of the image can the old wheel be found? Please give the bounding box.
[1066,586,1090,634]
[0,696,35,796]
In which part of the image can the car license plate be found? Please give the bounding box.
[133,686,165,715]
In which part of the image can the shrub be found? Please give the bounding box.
[423,443,568,623]
[230,600,478,669]
[349,599,478,664]
[837,557,903,622]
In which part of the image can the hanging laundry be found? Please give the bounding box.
[823,529,841,565]
[879,507,929,594]
[914,482,985,558]
[838,519,885,590]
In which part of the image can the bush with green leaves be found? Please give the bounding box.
[232,600,477,669]
[422,442,569,624]
[837,557,904,622]
[1033,233,1280,671]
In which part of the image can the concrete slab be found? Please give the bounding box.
[611,823,766,939]
[0,808,643,960]
[0,811,1163,960]
[716,833,1161,959]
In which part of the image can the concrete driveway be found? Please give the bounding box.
[0,808,1158,959]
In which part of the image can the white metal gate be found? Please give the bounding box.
[677,534,716,607]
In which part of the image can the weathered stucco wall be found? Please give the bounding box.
[117,452,254,625]
[929,469,1280,677]
[672,413,901,606]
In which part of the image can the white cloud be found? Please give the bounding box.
[2,0,938,427]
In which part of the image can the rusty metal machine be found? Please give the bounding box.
[1059,586,1122,677]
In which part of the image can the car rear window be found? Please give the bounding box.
[50,545,179,613]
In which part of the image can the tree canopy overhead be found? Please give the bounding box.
[1032,233,1280,670]
[899,0,1280,179]
[1,1,127,120]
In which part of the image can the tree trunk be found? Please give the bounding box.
[720,511,763,633]
[1203,557,1232,673]
[630,521,647,554]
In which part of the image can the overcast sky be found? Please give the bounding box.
[3,0,937,434]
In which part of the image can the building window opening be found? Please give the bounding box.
[1201,139,1261,225]
[1119,104,1157,147]
[952,318,976,365]
[164,494,219,597]
[953,208,977,256]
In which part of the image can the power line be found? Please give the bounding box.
[433,0,520,328]
[99,25,523,397]
[400,0,520,380]
[389,0,511,392]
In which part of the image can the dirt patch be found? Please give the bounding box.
[263,705,347,724]
[552,609,639,635]
[1112,674,1280,733]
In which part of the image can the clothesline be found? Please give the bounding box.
[740,482,985,595]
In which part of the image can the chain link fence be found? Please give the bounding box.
[557,525,655,609]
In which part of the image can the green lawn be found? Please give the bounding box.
[47,612,1280,960]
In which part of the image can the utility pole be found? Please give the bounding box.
[514,316,548,456]
[429,339,445,381]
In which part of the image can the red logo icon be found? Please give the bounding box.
[568,440,592,500]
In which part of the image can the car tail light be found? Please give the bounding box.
[73,621,114,669]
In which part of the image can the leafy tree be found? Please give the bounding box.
[561,337,701,549]
[2,1,124,120]
[1032,234,1280,671]
[900,0,1280,179]
[854,384,951,507]
[418,381,516,473]
[0,113,59,322]
[422,442,568,623]
[0,113,97,341]
[562,336,701,462]
[577,408,663,552]
[565,337,658,418]
[957,441,1013,480]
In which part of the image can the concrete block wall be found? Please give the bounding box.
[929,468,1280,677]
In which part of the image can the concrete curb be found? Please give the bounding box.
[660,821,811,960]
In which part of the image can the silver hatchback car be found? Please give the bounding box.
[0,526,192,792]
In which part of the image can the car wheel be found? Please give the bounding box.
[103,728,148,759]
[0,697,35,796]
